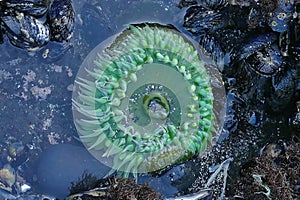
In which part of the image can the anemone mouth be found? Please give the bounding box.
[72,23,226,177]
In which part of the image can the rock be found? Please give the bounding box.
[35,144,110,199]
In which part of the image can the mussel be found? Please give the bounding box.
[1,0,50,17]
[48,0,74,42]
[1,12,50,50]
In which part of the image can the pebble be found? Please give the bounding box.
[0,164,15,188]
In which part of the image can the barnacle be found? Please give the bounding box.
[268,0,294,33]
[72,23,221,178]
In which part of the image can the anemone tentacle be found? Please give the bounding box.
[72,23,218,178]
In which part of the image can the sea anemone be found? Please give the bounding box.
[72,23,221,178]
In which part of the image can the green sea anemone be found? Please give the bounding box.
[72,23,223,178]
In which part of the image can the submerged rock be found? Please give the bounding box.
[35,144,110,199]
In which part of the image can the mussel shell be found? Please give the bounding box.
[290,45,300,60]
[244,45,282,77]
[269,68,297,111]
[1,0,50,17]
[199,34,224,70]
[278,0,294,13]
[213,28,248,54]
[1,13,49,50]
[268,0,294,32]
[177,0,198,8]
[203,0,228,9]
[48,0,74,42]
[269,10,293,33]
[184,5,223,34]
[222,89,244,137]
[230,33,277,64]
[278,12,300,59]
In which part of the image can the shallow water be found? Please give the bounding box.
[0,0,299,199]
[0,1,193,198]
